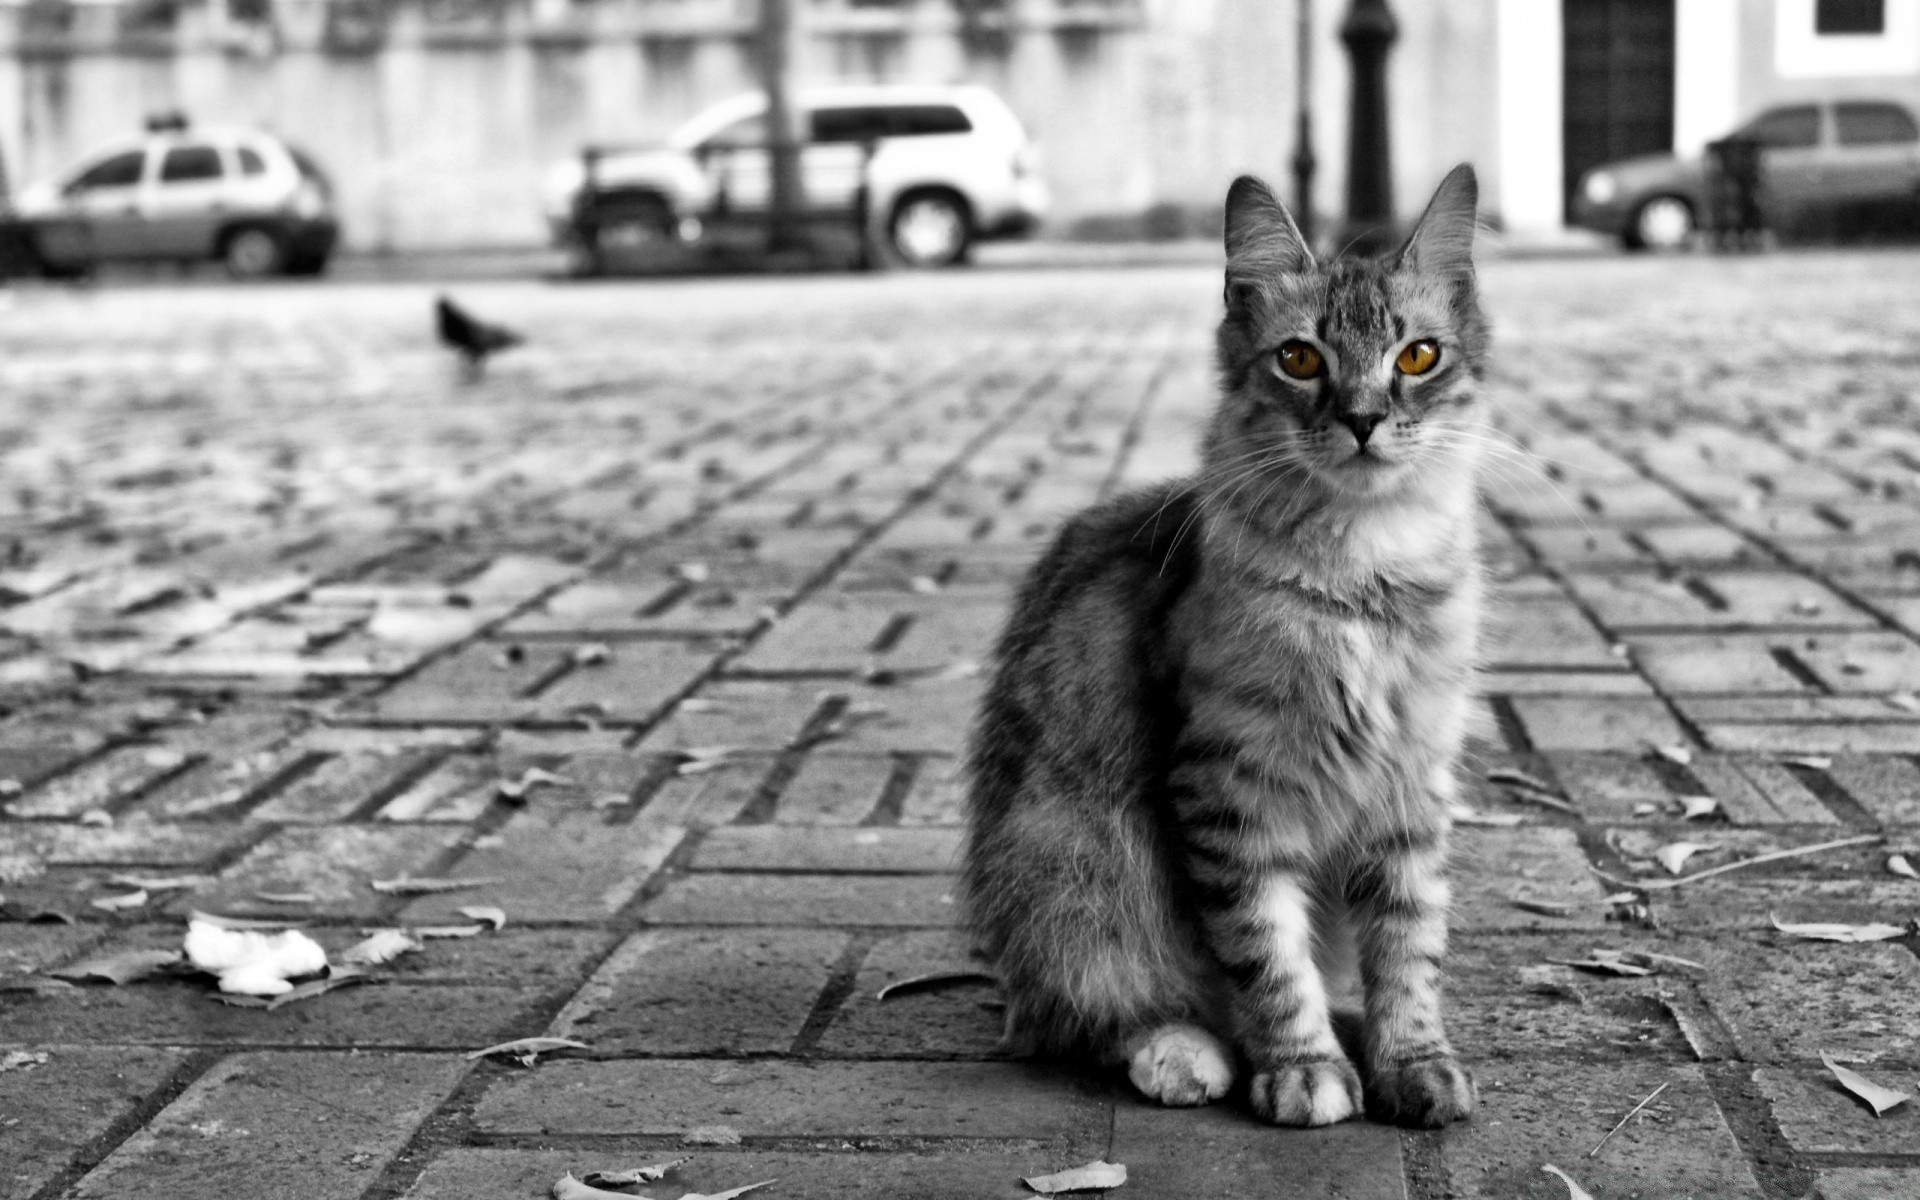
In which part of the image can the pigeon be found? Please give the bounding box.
[436,295,522,368]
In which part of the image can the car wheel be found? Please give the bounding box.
[1628,196,1695,252]
[590,196,675,251]
[223,227,287,279]
[889,192,971,268]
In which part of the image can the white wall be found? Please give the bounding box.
[1494,0,1561,232]
[1675,0,1740,155]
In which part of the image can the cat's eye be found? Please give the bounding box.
[1275,340,1323,380]
[1396,339,1440,376]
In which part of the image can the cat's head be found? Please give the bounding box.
[1211,165,1489,503]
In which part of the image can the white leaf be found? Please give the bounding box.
[1541,1164,1596,1200]
[1632,803,1660,817]
[1655,841,1713,876]
[1770,913,1908,943]
[50,949,183,985]
[368,875,501,896]
[1822,1052,1911,1116]
[498,768,573,801]
[1792,597,1825,616]
[458,905,507,930]
[678,698,725,713]
[551,1176,631,1200]
[681,1182,776,1200]
[1679,795,1719,820]
[876,969,999,1001]
[674,562,711,583]
[89,889,149,912]
[108,873,211,892]
[338,930,423,966]
[582,1157,693,1187]
[1783,755,1833,770]
[908,575,942,594]
[78,809,114,827]
[1888,854,1918,880]
[572,642,612,666]
[1024,1160,1127,1194]
[1652,743,1693,766]
[466,1036,590,1062]
[413,924,486,939]
[1886,692,1920,714]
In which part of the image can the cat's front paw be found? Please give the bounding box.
[1248,1058,1364,1127]
[1367,1055,1477,1127]
[1127,1023,1235,1107]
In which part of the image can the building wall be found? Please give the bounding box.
[0,0,1510,252]
[1738,0,1920,118]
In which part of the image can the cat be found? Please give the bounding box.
[960,164,1487,1129]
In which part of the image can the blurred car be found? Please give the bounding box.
[543,84,1049,271]
[1571,99,1920,249]
[6,120,339,279]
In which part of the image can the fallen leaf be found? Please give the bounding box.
[1024,1160,1127,1194]
[591,792,629,810]
[551,1176,628,1200]
[1887,692,1920,714]
[1655,841,1714,876]
[338,930,423,966]
[466,1036,590,1064]
[678,698,725,713]
[212,967,371,1011]
[497,769,572,801]
[675,562,711,583]
[683,1182,776,1200]
[0,1050,49,1073]
[1485,767,1556,791]
[683,1125,742,1146]
[908,575,942,594]
[142,748,188,770]
[89,889,149,912]
[108,873,211,892]
[1449,804,1524,827]
[184,920,329,996]
[1783,755,1833,770]
[1822,1052,1911,1116]
[1548,955,1653,977]
[414,924,486,938]
[1632,803,1660,817]
[582,1157,693,1187]
[50,949,183,985]
[0,778,21,796]
[1651,743,1694,766]
[1591,833,1884,891]
[77,809,113,827]
[1770,913,1909,943]
[187,910,305,930]
[458,905,507,930]
[572,643,612,666]
[676,746,735,776]
[1792,597,1825,616]
[369,876,502,896]
[1679,795,1720,820]
[1888,854,1918,880]
[254,891,317,905]
[1510,899,1576,919]
[876,969,999,1001]
[1541,1163,1596,1200]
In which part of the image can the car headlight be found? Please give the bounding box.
[1583,171,1618,205]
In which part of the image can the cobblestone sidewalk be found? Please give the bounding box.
[2,254,1919,1199]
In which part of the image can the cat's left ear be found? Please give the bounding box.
[1398,163,1478,277]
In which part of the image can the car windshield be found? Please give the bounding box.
[65,149,146,193]
[1738,106,1821,148]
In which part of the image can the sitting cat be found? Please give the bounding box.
[961,165,1487,1128]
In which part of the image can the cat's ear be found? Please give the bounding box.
[1224,176,1313,313]
[1398,163,1478,277]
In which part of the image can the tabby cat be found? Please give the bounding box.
[961,165,1487,1128]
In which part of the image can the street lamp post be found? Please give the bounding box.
[1339,0,1398,255]
[1291,0,1316,248]
[759,0,807,256]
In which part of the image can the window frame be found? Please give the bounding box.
[157,143,227,185]
[1739,104,1824,149]
[1833,101,1919,146]
[64,148,149,195]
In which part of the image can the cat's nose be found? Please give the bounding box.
[1339,414,1381,448]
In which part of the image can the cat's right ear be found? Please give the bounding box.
[1223,175,1313,317]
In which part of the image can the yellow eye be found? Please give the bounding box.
[1396,339,1440,375]
[1275,340,1323,380]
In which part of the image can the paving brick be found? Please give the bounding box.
[1508,696,1690,751]
[1689,937,1920,1065]
[1439,1062,1760,1198]
[1452,826,1612,932]
[814,930,1003,1059]
[637,766,765,827]
[70,1052,467,1198]
[1564,571,1871,631]
[1111,1101,1408,1199]
[0,1046,189,1200]
[1822,753,1920,824]
[693,826,964,873]
[1628,634,1813,694]
[1653,878,1920,932]
[1484,599,1621,669]
[1814,1168,1920,1199]
[530,638,722,722]
[1547,752,1672,819]
[472,1058,1111,1143]
[804,676,985,756]
[3,744,190,818]
[643,872,957,927]
[900,755,967,826]
[0,817,247,867]
[1701,722,1920,754]
[1756,1065,1920,1155]
[398,810,683,924]
[1478,670,1653,696]
[1688,754,1838,824]
[363,642,575,723]
[637,679,826,752]
[545,928,846,1054]
[0,923,105,975]
[248,747,439,822]
[188,825,466,919]
[1444,935,1692,1064]
[775,753,896,824]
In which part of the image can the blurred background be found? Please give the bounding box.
[0,0,1915,276]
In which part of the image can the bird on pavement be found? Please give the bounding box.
[436,295,522,372]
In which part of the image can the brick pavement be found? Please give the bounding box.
[2,253,1920,1198]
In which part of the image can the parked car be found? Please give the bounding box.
[1571,100,1920,249]
[5,119,339,279]
[542,84,1049,271]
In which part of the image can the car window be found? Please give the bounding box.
[159,144,224,183]
[66,150,146,193]
[237,146,268,176]
[700,114,766,151]
[1740,106,1821,148]
[1835,102,1919,146]
[809,104,975,144]
[810,107,891,144]
[890,105,972,136]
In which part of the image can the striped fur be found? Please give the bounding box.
[962,166,1487,1128]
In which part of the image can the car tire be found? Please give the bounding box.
[584,194,676,270]
[223,226,287,279]
[888,191,972,268]
[1625,196,1695,252]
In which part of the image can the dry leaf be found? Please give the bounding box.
[908,575,942,594]
[876,969,999,1001]
[1783,755,1833,770]
[678,698,725,713]
[188,910,305,930]
[1510,899,1576,918]
[582,1157,693,1187]
[466,1036,590,1064]
[1822,1052,1911,1116]
[497,768,572,801]
[572,643,612,666]
[1792,597,1825,616]
[50,949,183,985]
[77,809,114,827]
[184,920,329,996]
[255,891,317,905]
[1449,804,1524,827]
[933,659,981,680]
[1888,854,1918,880]
[1651,744,1693,766]
[338,930,423,965]
[89,889,149,912]
[0,1050,49,1072]
[415,924,487,938]
[1886,692,1920,714]
[458,905,507,930]
[142,748,188,770]
[1632,803,1660,817]
[551,1176,629,1200]
[675,562,711,583]
[1024,1160,1127,1194]
[1548,955,1653,977]
[107,874,211,892]
[1655,842,1714,875]
[676,746,735,776]
[1541,1164,1596,1200]
[213,967,370,1011]
[1770,913,1909,943]
[368,876,501,896]
[1485,767,1556,793]
[1679,795,1720,820]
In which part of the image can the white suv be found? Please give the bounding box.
[543,84,1049,270]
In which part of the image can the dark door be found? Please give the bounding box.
[1562,0,1677,221]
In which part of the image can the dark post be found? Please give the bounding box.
[1339,0,1398,255]
[758,0,807,255]
[1290,0,1316,247]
